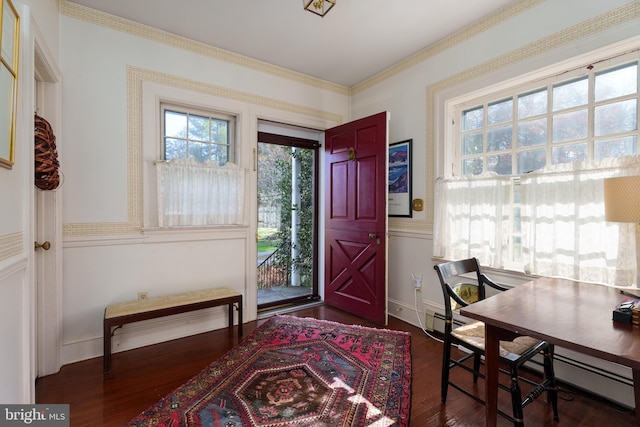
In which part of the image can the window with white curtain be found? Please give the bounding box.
[435,49,640,285]
[156,103,245,227]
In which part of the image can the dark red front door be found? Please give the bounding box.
[324,112,388,325]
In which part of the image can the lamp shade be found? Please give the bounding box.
[603,176,640,223]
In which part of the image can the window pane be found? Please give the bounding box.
[162,104,235,164]
[164,138,186,160]
[553,77,588,111]
[487,153,512,175]
[552,109,588,142]
[594,135,637,161]
[552,143,587,164]
[211,119,229,143]
[487,126,512,151]
[517,118,547,147]
[462,107,483,130]
[517,148,546,174]
[188,114,210,142]
[488,99,512,125]
[462,132,483,155]
[512,236,522,263]
[594,99,637,136]
[518,89,547,119]
[188,141,210,162]
[210,143,230,164]
[513,207,521,232]
[462,157,483,175]
[595,63,638,102]
[165,111,187,138]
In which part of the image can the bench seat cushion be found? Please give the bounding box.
[105,287,240,319]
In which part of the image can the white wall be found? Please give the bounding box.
[56,3,349,365]
[2,0,640,408]
[352,0,640,408]
[0,0,59,404]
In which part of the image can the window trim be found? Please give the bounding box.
[439,36,640,179]
[141,82,246,229]
[437,37,640,272]
[160,101,237,164]
[454,53,639,177]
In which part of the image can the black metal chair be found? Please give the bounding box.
[434,257,558,427]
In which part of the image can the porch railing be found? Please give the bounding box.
[257,242,290,289]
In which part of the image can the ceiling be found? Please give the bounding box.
[65,0,518,87]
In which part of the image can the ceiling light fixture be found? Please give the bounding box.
[303,0,335,17]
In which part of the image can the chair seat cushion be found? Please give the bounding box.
[451,283,479,310]
[451,320,542,361]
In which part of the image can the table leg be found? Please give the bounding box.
[484,324,500,427]
[632,368,640,426]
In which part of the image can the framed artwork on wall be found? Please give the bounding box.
[388,139,412,217]
[0,0,19,169]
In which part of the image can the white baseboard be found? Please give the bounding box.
[61,307,235,366]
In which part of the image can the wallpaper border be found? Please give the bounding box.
[0,232,22,262]
[58,0,350,96]
[63,66,342,237]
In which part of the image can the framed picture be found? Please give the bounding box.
[388,139,412,217]
[0,0,19,169]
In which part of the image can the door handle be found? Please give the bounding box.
[368,233,380,245]
[35,241,51,251]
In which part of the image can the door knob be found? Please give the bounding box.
[34,241,51,251]
[368,233,380,244]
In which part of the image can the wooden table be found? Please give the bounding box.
[460,277,640,426]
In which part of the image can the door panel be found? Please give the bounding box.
[325,228,386,323]
[324,112,388,325]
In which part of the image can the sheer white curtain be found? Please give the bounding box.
[433,173,512,268]
[156,158,245,227]
[521,157,640,285]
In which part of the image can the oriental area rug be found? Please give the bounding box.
[127,315,412,426]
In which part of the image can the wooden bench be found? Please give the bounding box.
[103,287,242,373]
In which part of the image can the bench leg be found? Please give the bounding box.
[237,296,243,337]
[229,297,243,338]
[103,322,111,373]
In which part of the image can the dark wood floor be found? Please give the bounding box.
[36,304,635,426]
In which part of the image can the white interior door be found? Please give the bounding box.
[33,31,63,376]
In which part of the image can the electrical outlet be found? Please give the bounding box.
[412,274,422,289]
[138,292,148,301]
